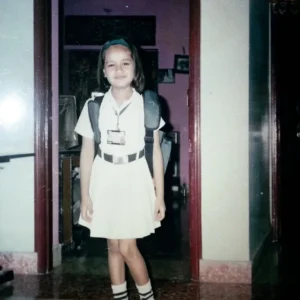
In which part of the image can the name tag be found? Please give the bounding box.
[107,130,126,145]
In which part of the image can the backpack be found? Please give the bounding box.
[87,90,172,177]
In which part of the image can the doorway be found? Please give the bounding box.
[34,0,201,281]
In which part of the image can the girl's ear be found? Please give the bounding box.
[103,69,106,78]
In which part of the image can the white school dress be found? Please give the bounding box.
[74,88,165,239]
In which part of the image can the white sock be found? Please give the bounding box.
[111,281,128,300]
[136,280,155,300]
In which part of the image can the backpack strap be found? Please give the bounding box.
[88,96,104,145]
[143,90,161,177]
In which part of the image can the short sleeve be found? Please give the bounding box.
[155,117,166,131]
[74,100,94,139]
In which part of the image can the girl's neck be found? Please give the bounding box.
[111,86,133,105]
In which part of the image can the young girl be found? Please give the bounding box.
[74,38,166,300]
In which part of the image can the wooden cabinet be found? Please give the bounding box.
[59,151,80,251]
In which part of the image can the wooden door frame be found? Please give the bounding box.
[189,0,201,281]
[34,0,53,273]
[34,0,202,280]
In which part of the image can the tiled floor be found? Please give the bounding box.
[0,274,266,300]
[0,242,295,300]
[58,256,190,281]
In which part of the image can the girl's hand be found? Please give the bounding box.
[81,197,93,223]
[155,198,166,221]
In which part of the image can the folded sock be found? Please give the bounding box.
[136,280,155,300]
[112,281,128,300]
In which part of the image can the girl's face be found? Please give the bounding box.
[103,45,135,90]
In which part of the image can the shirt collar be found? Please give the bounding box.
[108,87,136,110]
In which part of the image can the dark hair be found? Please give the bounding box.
[97,39,145,93]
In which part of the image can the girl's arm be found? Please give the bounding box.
[153,130,165,202]
[80,137,95,198]
[80,137,95,222]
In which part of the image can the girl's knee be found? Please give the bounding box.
[107,239,120,254]
[119,240,138,260]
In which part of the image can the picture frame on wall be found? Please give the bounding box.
[174,54,189,74]
[158,69,175,84]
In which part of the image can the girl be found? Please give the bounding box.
[74,38,166,300]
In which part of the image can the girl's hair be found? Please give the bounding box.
[97,38,145,93]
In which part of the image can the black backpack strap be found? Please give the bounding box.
[143,90,161,177]
[88,96,104,145]
[145,128,154,176]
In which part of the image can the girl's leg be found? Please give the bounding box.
[107,239,128,299]
[119,239,155,300]
[119,239,148,284]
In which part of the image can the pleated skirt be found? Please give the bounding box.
[78,154,161,239]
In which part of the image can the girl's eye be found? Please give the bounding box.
[123,62,130,66]
[108,64,114,68]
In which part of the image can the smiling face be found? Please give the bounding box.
[103,45,135,90]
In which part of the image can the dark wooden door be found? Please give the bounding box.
[271,3,300,247]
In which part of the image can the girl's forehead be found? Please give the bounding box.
[105,45,132,58]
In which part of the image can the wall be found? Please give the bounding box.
[0,0,35,252]
[63,0,190,184]
[249,0,271,258]
[201,0,250,261]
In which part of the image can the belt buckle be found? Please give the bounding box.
[113,156,122,164]
[113,156,128,164]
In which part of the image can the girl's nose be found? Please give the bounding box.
[116,64,124,72]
